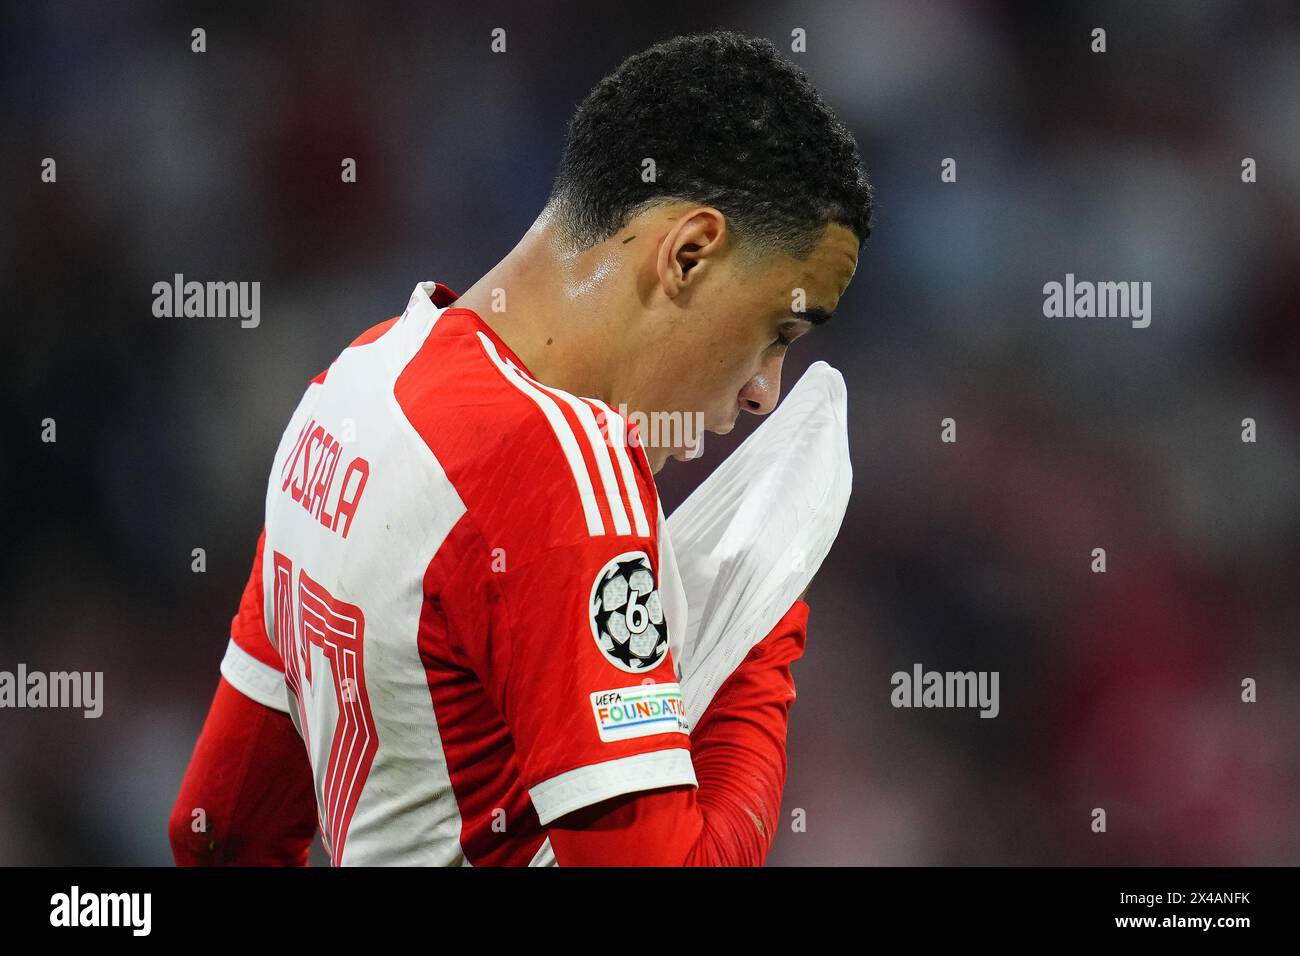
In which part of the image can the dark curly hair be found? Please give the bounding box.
[545,30,875,262]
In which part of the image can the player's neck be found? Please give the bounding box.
[453,217,628,405]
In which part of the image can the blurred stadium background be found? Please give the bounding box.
[2,0,1297,865]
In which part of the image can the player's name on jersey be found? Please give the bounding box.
[278,417,371,538]
[151,274,260,328]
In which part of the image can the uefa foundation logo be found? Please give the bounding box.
[589,551,669,673]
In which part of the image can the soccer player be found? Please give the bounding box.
[169,30,872,866]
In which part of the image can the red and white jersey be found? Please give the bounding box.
[219,280,696,866]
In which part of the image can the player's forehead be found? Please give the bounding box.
[759,224,859,313]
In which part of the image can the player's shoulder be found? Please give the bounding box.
[397,309,660,561]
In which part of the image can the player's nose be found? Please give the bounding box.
[738,355,783,416]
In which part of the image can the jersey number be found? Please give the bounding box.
[272,550,378,865]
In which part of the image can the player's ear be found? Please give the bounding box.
[658,207,727,296]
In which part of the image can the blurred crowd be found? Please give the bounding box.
[2,0,1296,864]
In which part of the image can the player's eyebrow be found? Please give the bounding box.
[788,306,834,326]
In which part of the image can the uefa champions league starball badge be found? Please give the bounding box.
[589,551,669,672]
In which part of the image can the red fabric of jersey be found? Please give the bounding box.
[169,676,317,866]
[546,598,809,866]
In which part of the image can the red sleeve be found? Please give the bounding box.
[418,333,696,827]
[230,529,284,670]
[547,599,808,866]
[219,530,298,713]
[169,676,318,866]
[445,526,696,828]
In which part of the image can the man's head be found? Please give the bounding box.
[490,31,873,472]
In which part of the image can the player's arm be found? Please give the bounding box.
[169,676,317,865]
[546,599,808,866]
[447,505,807,866]
[169,530,318,866]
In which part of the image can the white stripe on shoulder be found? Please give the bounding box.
[506,366,632,537]
[476,332,605,535]
[586,398,651,537]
